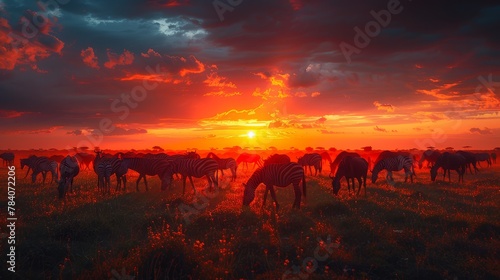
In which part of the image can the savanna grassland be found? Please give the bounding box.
[1,152,499,279]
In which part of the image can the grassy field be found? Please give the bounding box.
[1,161,499,279]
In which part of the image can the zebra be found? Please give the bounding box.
[162,158,219,195]
[320,151,332,166]
[372,155,414,184]
[93,150,127,192]
[0,152,15,166]
[243,162,306,210]
[297,153,322,176]
[206,152,237,181]
[431,152,466,183]
[263,154,290,166]
[96,161,113,194]
[21,156,58,184]
[330,151,360,174]
[492,153,497,164]
[374,151,416,173]
[475,153,492,167]
[330,156,368,196]
[418,150,441,169]
[58,155,80,199]
[456,151,479,174]
[236,153,262,171]
[121,157,173,191]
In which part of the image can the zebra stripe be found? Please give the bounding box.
[94,152,128,192]
[207,152,237,181]
[122,157,172,191]
[298,153,322,176]
[21,156,58,184]
[165,158,219,194]
[371,155,414,184]
[58,155,80,199]
[243,162,306,210]
[96,161,113,194]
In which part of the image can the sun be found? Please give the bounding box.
[247,131,256,138]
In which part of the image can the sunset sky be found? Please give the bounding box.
[1,0,499,150]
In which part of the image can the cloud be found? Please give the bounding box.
[416,83,460,100]
[67,129,83,135]
[311,91,321,97]
[91,127,147,136]
[0,110,26,118]
[470,127,493,135]
[374,126,387,132]
[202,72,240,97]
[319,129,342,134]
[81,47,100,69]
[373,101,395,112]
[104,49,135,69]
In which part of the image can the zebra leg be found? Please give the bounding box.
[136,174,143,192]
[206,174,212,192]
[356,177,362,195]
[292,183,301,209]
[263,188,269,208]
[267,185,280,211]
[122,175,127,191]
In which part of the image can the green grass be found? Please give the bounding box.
[1,166,499,279]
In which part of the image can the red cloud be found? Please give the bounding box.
[81,47,100,69]
[104,49,135,69]
[0,110,26,118]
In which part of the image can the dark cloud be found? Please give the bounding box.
[470,127,493,135]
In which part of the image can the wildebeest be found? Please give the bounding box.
[236,153,263,170]
[431,152,466,183]
[475,153,492,167]
[456,151,479,174]
[243,163,306,210]
[330,151,360,174]
[330,156,368,196]
[418,150,441,169]
[57,155,80,199]
[0,152,15,166]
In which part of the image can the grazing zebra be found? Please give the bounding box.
[93,150,127,192]
[58,155,80,199]
[96,161,113,194]
[263,154,291,166]
[456,151,479,174]
[298,153,322,176]
[372,155,414,184]
[236,153,263,170]
[418,150,441,169]
[162,158,219,194]
[492,153,497,164]
[0,152,15,166]
[21,156,58,184]
[374,151,416,172]
[330,151,360,174]
[122,157,172,191]
[206,152,237,181]
[243,162,306,210]
[431,152,466,183]
[330,156,368,196]
[75,152,95,170]
[475,153,492,167]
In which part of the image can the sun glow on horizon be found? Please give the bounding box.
[247,131,256,139]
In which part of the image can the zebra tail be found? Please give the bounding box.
[302,173,306,198]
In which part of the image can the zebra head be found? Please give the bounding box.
[58,178,68,199]
[430,165,438,181]
[330,175,341,195]
[242,183,256,206]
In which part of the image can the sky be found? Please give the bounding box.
[1,0,500,151]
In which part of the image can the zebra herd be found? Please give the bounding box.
[6,149,498,209]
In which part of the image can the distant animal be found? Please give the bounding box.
[21,155,58,184]
[491,153,497,164]
[418,150,441,169]
[431,152,466,183]
[263,154,291,166]
[330,151,360,174]
[374,151,416,172]
[455,151,479,174]
[58,156,80,199]
[372,155,414,184]
[49,154,65,164]
[236,153,263,170]
[162,158,218,194]
[330,156,368,196]
[320,152,332,166]
[475,153,492,167]
[243,162,306,210]
[297,153,322,176]
[0,152,15,166]
[207,152,237,181]
[96,161,112,194]
[75,152,95,170]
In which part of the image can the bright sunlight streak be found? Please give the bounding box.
[247,131,256,138]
